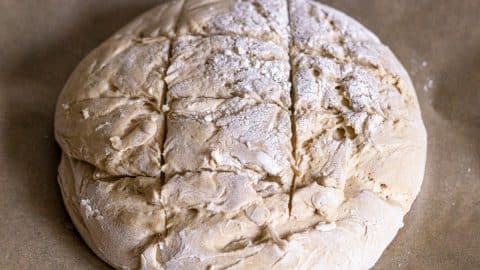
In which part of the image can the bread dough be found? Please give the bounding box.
[55,0,427,269]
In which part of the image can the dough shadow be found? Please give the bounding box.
[2,2,162,268]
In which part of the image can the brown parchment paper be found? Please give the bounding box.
[0,0,479,269]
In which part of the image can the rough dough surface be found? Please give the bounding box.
[55,0,427,269]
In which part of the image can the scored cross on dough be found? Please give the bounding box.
[55,0,427,269]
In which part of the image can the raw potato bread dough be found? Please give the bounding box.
[55,0,427,269]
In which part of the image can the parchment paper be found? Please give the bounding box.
[0,0,478,269]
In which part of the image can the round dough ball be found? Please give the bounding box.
[55,0,427,269]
